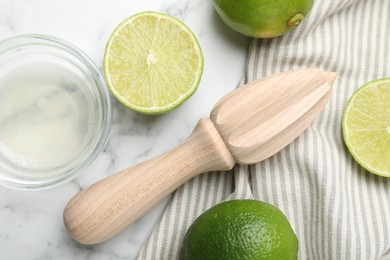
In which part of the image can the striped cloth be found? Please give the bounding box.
[139,0,390,259]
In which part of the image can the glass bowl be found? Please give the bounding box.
[0,34,112,190]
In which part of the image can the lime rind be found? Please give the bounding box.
[342,78,390,177]
[179,199,298,259]
[103,11,204,114]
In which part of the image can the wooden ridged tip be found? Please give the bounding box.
[323,71,337,87]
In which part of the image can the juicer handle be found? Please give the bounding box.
[63,118,235,245]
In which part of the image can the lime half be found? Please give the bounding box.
[342,78,390,177]
[104,11,204,114]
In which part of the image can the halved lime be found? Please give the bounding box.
[342,78,390,177]
[103,11,204,114]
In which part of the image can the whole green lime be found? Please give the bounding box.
[213,0,313,38]
[179,200,298,260]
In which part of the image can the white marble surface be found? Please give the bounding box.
[0,0,249,259]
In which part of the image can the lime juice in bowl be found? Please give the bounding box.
[0,62,93,169]
[0,35,112,190]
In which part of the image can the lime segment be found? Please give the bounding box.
[342,78,390,177]
[104,11,204,114]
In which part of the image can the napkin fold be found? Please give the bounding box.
[139,0,390,259]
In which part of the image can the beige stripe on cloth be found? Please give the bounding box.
[139,0,390,259]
